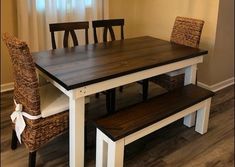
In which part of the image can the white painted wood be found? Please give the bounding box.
[124,100,207,145]
[74,56,203,98]
[183,64,198,127]
[183,112,196,128]
[69,97,85,167]
[184,65,197,85]
[107,139,125,167]
[166,69,185,77]
[195,98,212,134]
[96,129,124,167]
[96,129,108,167]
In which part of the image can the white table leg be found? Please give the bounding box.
[195,98,211,134]
[183,65,197,127]
[69,97,85,167]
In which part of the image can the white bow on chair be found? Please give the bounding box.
[10,100,41,143]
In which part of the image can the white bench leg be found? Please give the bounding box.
[195,98,212,134]
[96,129,108,167]
[107,139,124,167]
[96,129,125,167]
[183,65,197,127]
[183,112,196,127]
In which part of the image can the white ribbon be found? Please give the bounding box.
[10,100,42,144]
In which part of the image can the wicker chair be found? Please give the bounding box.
[92,19,125,113]
[151,16,204,93]
[49,21,89,49]
[2,33,70,167]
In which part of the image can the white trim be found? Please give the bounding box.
[197,77,234,92]
[0,82,14,92]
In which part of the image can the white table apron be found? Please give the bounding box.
[37,56,203,167]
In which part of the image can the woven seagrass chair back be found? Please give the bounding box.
[170,16,204,48]
[2,33,40,117]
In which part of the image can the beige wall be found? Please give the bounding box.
[109,0,234,86]
[109,0,138,38]
[1,0,17,84]
[211,0,234,84]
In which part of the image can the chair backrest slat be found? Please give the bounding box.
[63,30,70,48]
[170,16,204,48]
[49,21,89,49]
[108,26,116,41]
[92,19,124,43]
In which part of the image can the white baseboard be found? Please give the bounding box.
[1,82,14,93]
[197,77,234,92]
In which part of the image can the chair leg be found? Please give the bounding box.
[28,151,36,167]
[85,125,88,151]
[142,79,149,101]
[11,129,18,150]
[106,88,116,114]
[119,86,123,92]
[95,93,100,98]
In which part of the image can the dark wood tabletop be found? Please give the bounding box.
[33,36,208,90]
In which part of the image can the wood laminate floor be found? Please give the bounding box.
[1,83,234,167]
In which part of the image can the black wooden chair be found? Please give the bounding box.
[92,19,124,113]
[92,19,124,43]
[49,21,90,151]
[49,21,89,49]
[93,19,148,102]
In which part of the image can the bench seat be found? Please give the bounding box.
[94,84,214,167]
[95,84,214,141]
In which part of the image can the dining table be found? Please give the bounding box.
[32,36,208,167]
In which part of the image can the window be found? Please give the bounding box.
[36,0,92,12]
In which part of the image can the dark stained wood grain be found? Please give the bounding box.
[33,36,208,90]
[95,84,214,141]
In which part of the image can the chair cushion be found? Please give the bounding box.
[40,84,69,118]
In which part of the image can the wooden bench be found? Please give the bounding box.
[94,84,214,167]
